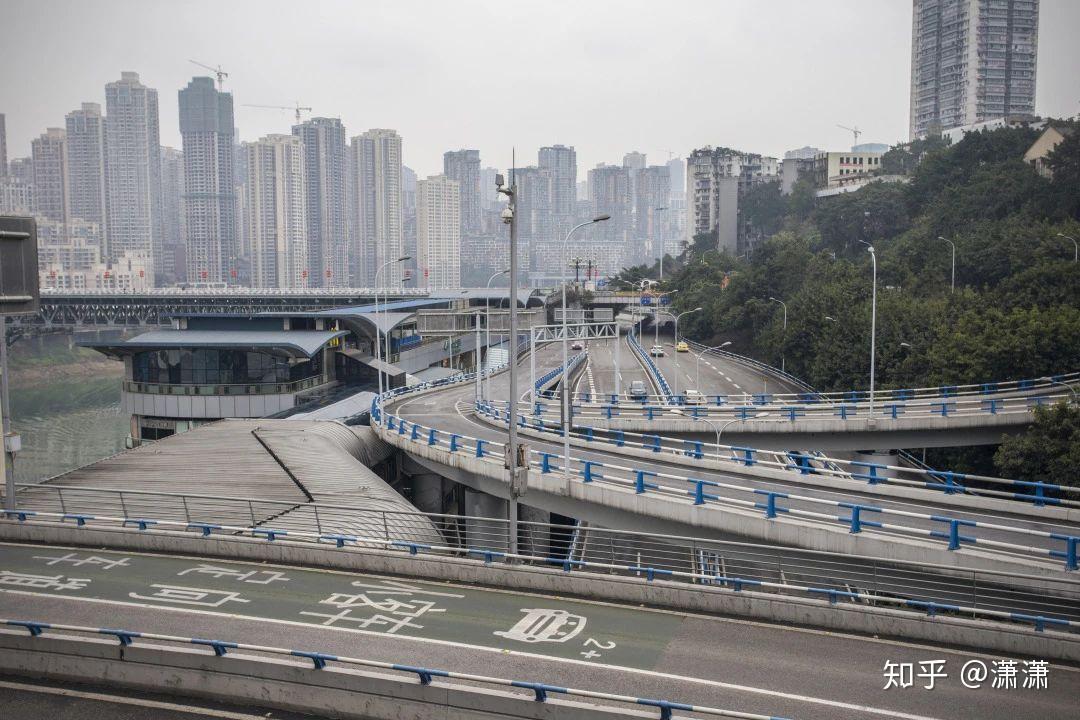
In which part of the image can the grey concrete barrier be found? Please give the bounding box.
[2,521,1077,662]
[0,631,650,719]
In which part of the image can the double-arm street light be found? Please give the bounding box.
[671,307,702,396]
[859,240,878,419]
[561,215,610,479]
[768,296,787,373]
[693,411,769,460]
[695,341,731,390]
[375,255,410,397]
[1057,233,1078,263]
[937,236,956,293]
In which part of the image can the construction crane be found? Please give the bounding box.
[189,60,229,90]
[244,102,313,125]
[837,124,862,148]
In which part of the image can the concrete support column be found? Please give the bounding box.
[518,504,550,559]
[410,473,445,514]
[853,449,900,479]
[464,488,509,553]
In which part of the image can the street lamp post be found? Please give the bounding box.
[561,216,610,479]
[859,241,877,419]
[695,412,769,459]
[374,255,410,398]
[484,268,510,401]
[494,174,525,556]
[1057,233,1078,264]
[937,236,956,293]
[672,307,702,397]
[768,297,787,373]
[695,341,731,390]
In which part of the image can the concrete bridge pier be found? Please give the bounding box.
[853,449,901,478]
[463,488,510,553]
[409,473,447,514]
[519,504,551,559]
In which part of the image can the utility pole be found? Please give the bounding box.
[496,172,523,556]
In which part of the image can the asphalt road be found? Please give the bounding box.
[2,543,1076,720]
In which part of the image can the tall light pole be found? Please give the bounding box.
[937,236,955,293]
[1057,233,1078,264]
[695,341,731,390]
[672,307,701,397]
[561,215,610,479]
[484,268,510,401]
[859,240,877,419]
[374,255,410,397]
[496,173,522,556]
[768,296,787,373]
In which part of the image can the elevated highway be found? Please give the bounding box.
[380,342,1080,580]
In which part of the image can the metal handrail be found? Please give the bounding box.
[0,619,791,720]
[1,508,1077,632]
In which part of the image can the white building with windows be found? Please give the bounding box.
[416,175,461,291]
[351,129,403,286]
[244,134,308,288]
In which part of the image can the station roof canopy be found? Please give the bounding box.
[81,329,349,359]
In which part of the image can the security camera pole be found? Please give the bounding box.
[496,173,524,556]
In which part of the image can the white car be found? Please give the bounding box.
[649,344,665,357]
[684,389,705,405]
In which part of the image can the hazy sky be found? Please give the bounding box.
[2,0,1078,177]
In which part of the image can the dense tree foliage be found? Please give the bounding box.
[648,126,1080,475]
[994,404,1080,489]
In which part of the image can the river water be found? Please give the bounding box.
[7,336,129,483]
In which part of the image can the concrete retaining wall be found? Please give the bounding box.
[2,521,1076,662]
[0,631,644,719]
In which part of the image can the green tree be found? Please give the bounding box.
[994,403,1080,488]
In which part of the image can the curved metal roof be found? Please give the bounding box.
[81,329,348,358]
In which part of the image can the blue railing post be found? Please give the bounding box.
[582,461,603,483]
[613,430,625,447]
[475,439,487,458]
[851,461,886,485]
[928,470,965,494]
[839,502,882,534]
[981,399,1002,415]
[753,490,788,518]
[635,470,659,494]
[731,446,756,466]
[1050,534,1080,571]
[788,453,811,475]
[427,428,438,446]
[930,516,977,550]
[835,404,856,419]
[583,426,594,442]
[683,440,703,459]
[645,434,662,452]
[884,403,905,419]
[539,452,556,474]
[449,434,461,452]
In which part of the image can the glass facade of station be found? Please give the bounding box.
[133,348,323,386]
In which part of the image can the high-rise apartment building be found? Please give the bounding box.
[65,103,107,234]
[104,72,162,275]
[909,0,1039,139]
[350,129,403,287]
[538,145,577,217]
[0,113,7,176]
[635,166,672,260]
[416,175,461,290]
[687,146,779,254]
[179,76,236,284]
[159,147,185,284]
[588,164,631,244]
[31,128,69,225]
[244,134,308,288]
[294,118,348,287]
[443,149,481,236]
[480,167,500,210]
[512,165,551,282]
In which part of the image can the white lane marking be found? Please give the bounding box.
[0,589,952,720]
[732,384,741,390]
[0,678,271,719]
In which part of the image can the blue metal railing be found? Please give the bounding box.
[1,619,789,720]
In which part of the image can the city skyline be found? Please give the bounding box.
[2,0,1078,178]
